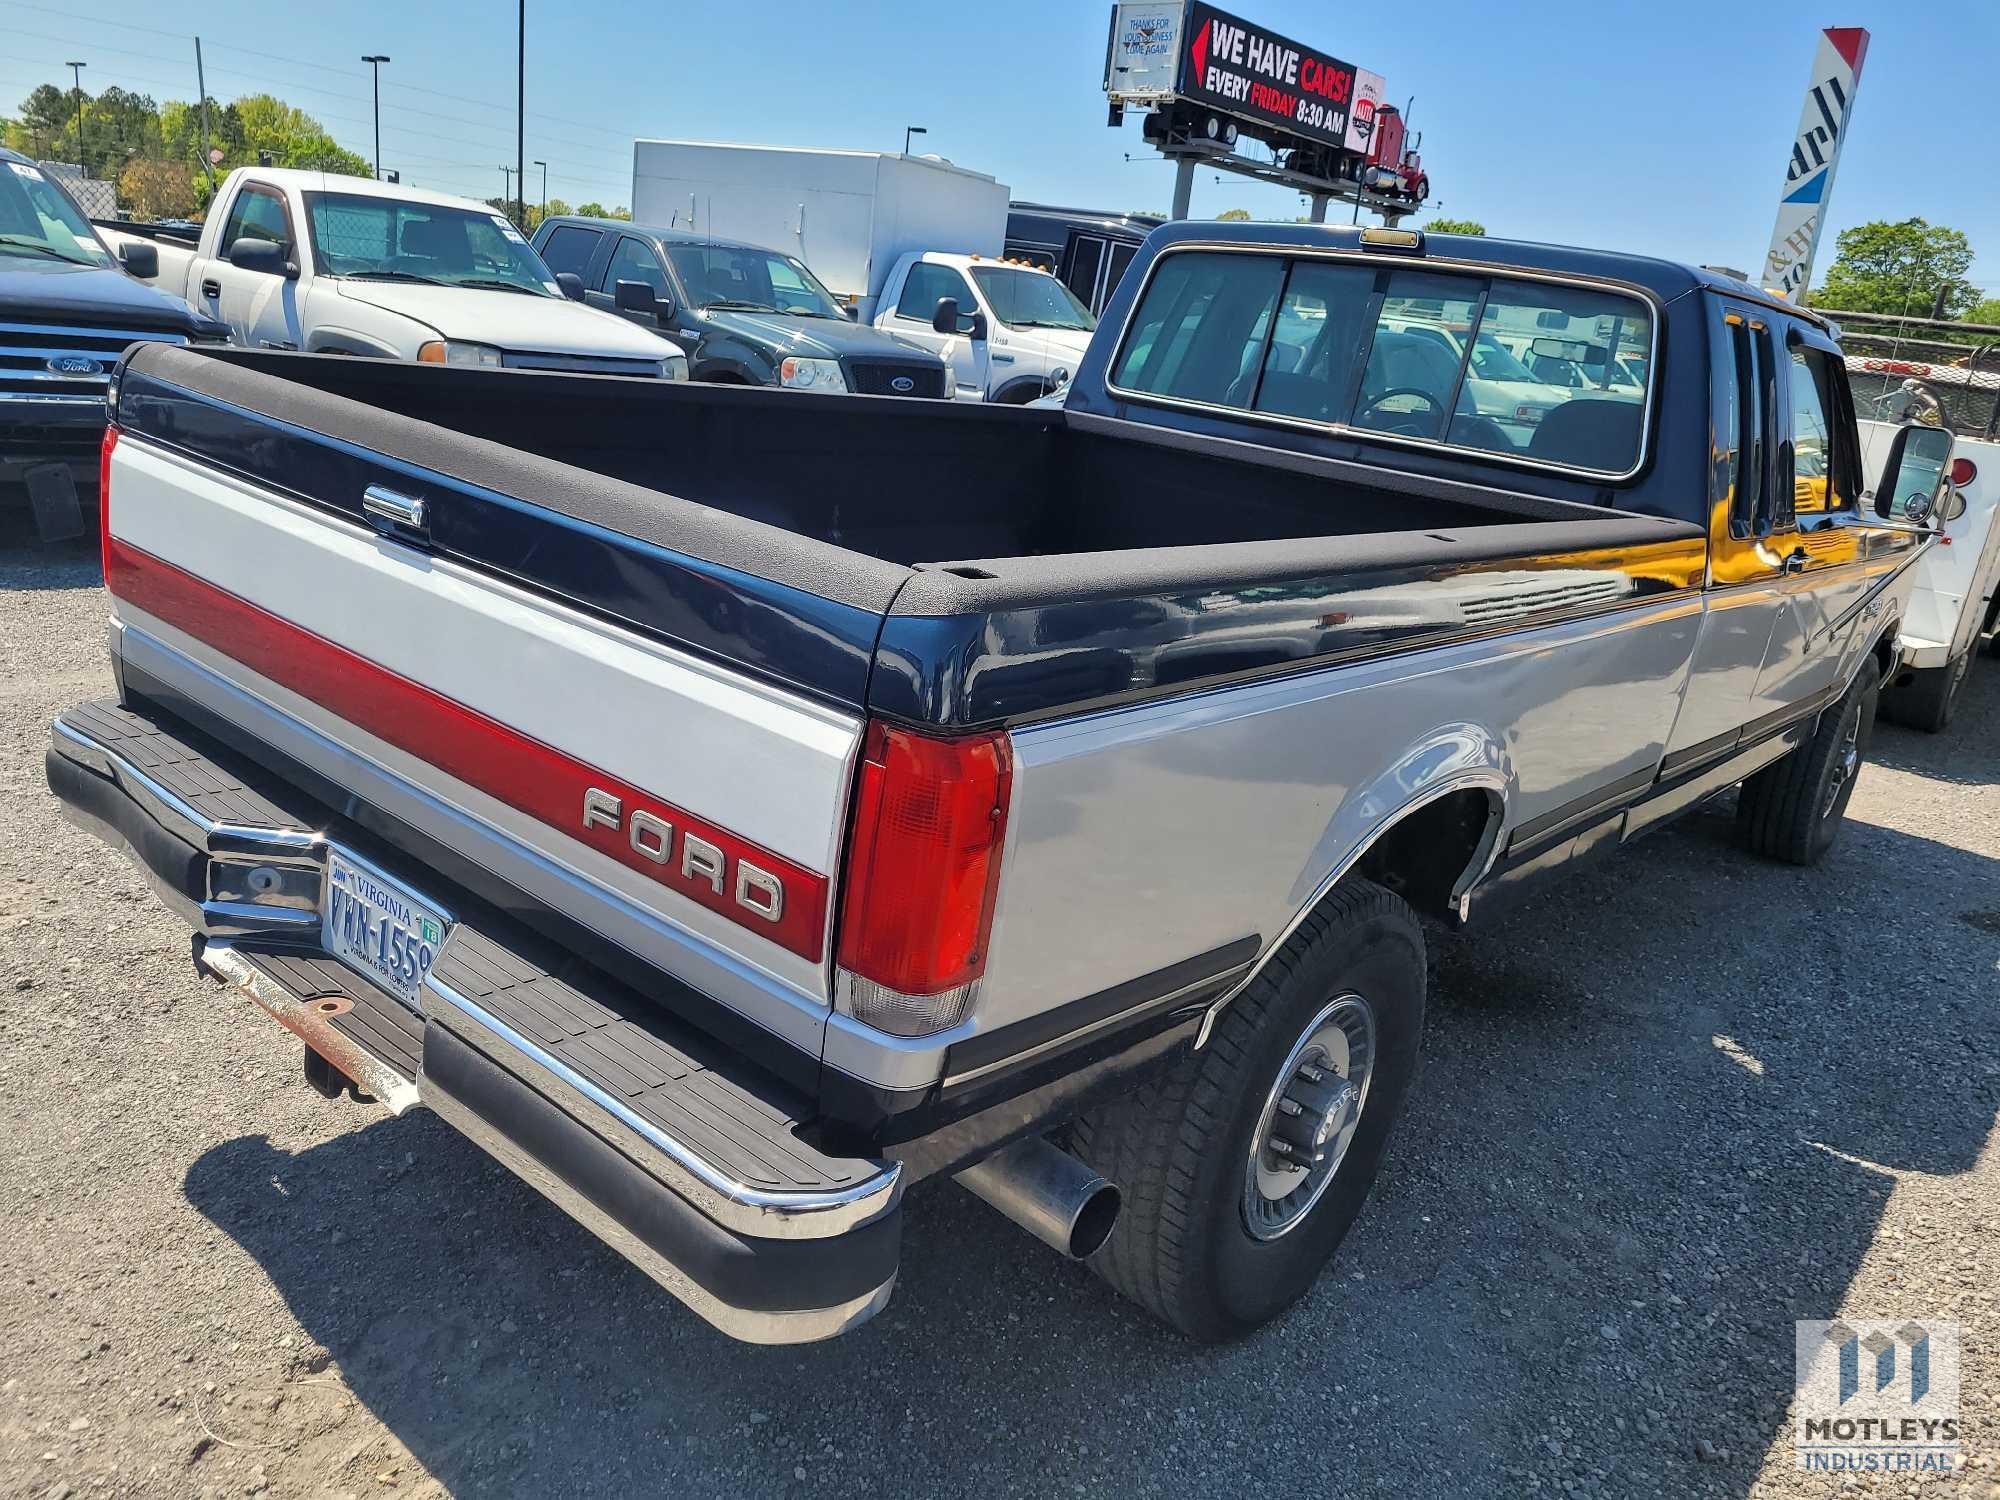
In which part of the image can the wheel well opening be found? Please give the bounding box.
[1873,629,1897,685]
[1351,788,1499,917]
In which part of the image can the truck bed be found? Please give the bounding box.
[123,346,1702,726]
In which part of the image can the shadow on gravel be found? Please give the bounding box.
[173,665,2000,1498]
[1867,656,2000,787]
[0,535,103,591]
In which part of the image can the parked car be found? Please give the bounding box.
[97,168,687,376]
[531,216,947,397]
[0,147,226,540]
[50,222,1948,1347]
[1005,202,1162,315]
[872,251,1096,402]
[1858,420,2000,730]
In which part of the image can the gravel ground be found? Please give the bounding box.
[0,536,1994,1500]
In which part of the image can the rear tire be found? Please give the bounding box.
[1736,665,1878,865]
[1072,879,1425,1342]
[1881,652,1968,734]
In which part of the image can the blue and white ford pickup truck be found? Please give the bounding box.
[48,223,1953,1344]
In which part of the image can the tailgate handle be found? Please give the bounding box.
[362,485,429,538]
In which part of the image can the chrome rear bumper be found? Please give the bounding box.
[48,699,902,1344]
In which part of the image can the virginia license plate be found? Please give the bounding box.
[324,849,446,1007]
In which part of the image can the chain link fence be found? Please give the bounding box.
[37,160,117,219]
[1827,310,2000,439]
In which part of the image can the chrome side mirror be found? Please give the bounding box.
[1872,424,1954,525]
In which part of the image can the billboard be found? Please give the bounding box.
[1763,27,1869,299]
[1105,2,1187,101]
[1175,2,1360,149]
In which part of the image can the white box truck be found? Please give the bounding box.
[630,141,1010,322]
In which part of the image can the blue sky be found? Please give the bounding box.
[3,0,1995,293]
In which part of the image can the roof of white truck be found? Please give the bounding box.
[235,168,501,215]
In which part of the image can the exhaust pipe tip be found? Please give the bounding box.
[956,1137,1121,1261]
[1066,1179,1122,1260]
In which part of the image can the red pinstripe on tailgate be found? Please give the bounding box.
[105,536,830,961]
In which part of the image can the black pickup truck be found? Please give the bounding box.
[48,221,1951,1345]
[0,147,224,540]
[532,215,948,397]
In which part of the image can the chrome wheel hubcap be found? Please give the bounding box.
[1243,994,1376,1241]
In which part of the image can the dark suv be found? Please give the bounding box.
[532,216,947,398]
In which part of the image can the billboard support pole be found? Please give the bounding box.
[1170,156,1196,220]
[1307,193,1329,224]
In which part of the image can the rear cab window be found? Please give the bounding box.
[1109,249,1656,478]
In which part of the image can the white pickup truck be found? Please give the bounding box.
[1859,419,2000,730]
[870,251,1095,403]
[99,168,688,376]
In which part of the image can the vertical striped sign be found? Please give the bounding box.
[1764,27,1869,299]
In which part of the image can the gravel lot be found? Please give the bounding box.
[0,535,1994,1500]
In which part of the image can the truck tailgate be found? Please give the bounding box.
[102,418,866,1059]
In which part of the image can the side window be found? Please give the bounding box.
[221,187,290,258]
[1064,236,1107,307]
[1723,318,1756,534]
[896,262,974,323]
[1103,241,1140,309]
[538,225,602,280]
[1352,274,1479,441]
[1735,319,1780,534]
[1111,251,1284,407]
[601,236,669,297]
[1787,345,1852,517]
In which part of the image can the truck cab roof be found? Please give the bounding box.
[1136,220,1824,330]
[218,166,504,218]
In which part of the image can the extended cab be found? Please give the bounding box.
[532,216,947,397]
[100,169,687,376]
[0,148,225,540]
[49,223,1950,1345]
[872,251,1096,402]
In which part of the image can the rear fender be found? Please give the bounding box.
[1195,724,1510,1047]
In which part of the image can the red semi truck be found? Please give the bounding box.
[1360,105,1429,204]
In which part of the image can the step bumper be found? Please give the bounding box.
[48,700,901,1345]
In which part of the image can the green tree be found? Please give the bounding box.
[9,83,73,156]
[1423,217,1486,235]
[1810,219,1977,318]
[1215,207,1252,222]
[574,202,631,221]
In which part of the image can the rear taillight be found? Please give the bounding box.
[98,424,119,580]
[1949,456,1977,489]
[834,722,1012,1038]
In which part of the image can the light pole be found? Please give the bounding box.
[498,166,514,214]
[903,125,926,156]
[524,0,532,229]
[533,159,547,220]
[361,55,390,180]
[65,61,86,174]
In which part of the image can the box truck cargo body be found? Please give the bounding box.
[631,142,1011,321]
